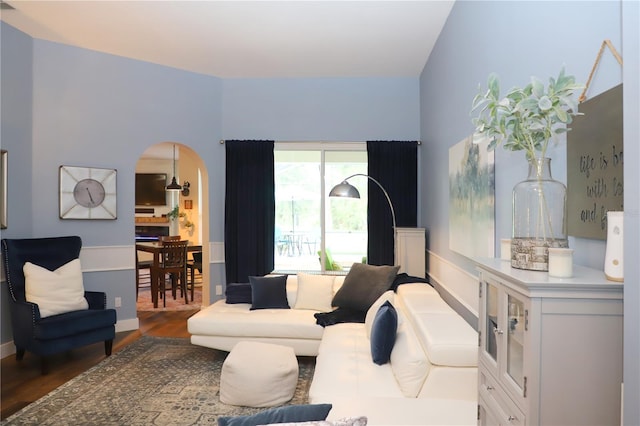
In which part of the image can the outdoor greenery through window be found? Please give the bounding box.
[274,143,367,274]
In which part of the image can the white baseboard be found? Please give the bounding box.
[1,317,139,359]
[116,317,139,333]
[1,340,15,359]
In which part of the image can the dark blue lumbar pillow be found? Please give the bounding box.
[217,403,333,426]
[370,300,398,365]
[225,282,252,304]
[249,275,290,310]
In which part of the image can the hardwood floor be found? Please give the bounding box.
[0,309,199,420]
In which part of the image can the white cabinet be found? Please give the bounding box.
[395,227,425,278]
[475,258,623,425]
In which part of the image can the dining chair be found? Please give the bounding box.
[158,235,182,299]
[160,235,186,300]
[152,239,189,307]
[186,251,202,302]
[135,250,152,301]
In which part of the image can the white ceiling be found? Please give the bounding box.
[0,0,454,78]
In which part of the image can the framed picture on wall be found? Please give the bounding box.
[59,165,117,220]
[448,135,495,258]
[567,84,623,239]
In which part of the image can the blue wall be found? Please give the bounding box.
[2,4,637,419]
[0,23,33,343]
[420,1,638,423]
[222,77,420,141]
[0,21,421,344]
[31,39,225,245]
[621,1,640,423]
[420,0,623,272]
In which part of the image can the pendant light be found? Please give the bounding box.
[166,144,182,191]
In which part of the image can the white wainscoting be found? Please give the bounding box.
[80,245,134,271]
[80,242,224,271]
[427,250,479,319]
[209,242,225,263]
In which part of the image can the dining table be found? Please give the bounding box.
[136,241,203,308]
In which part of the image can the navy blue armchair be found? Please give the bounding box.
[1,236,117,373]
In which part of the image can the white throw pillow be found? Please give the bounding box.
[293,273,335,312]
[364,290,395,338]
[24,258,89,318]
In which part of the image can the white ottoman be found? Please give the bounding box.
[220,341,299,407]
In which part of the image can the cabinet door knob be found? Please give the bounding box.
[508,415,517,422]
[485,385,494,391]
[494,327,504,335]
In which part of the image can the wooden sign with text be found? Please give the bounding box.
[567,84,623,240]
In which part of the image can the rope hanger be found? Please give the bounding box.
[579,39,623,103]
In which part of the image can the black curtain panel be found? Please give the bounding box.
[224,140,275,283]
[367,141,418,266]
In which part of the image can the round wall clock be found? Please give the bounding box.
[59,166,117,219]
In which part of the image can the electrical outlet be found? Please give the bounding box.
[114,297,122,307]
[215,285,222,296]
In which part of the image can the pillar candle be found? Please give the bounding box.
[500,239,511,261]
[548,248,574,278]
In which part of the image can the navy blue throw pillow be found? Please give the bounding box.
[225,283,252,304]
[370,300,398,365]
[249,275,290,310]
[217,403,332,426]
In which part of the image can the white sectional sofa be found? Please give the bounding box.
[187,274,478,425]
[188,275,345,356]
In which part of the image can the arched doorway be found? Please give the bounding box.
[134,142,210,311]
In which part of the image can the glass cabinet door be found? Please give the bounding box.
[485,282,499,362]
[506,293,525,390]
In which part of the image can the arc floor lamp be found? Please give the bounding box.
[329,173,397,265]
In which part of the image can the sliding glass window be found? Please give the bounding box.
[274,143,367,274]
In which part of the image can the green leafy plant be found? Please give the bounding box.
[167,206,181,220]
[168,206,194,230]
[471,67,584,161]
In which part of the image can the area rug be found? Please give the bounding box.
[136,286,202,311]
[2,336,315,425]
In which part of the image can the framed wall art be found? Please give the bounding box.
[448,135,495,258]
[59,165,117,220]
[567,84,623,239]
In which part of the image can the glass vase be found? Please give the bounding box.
[511,157,568,271]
